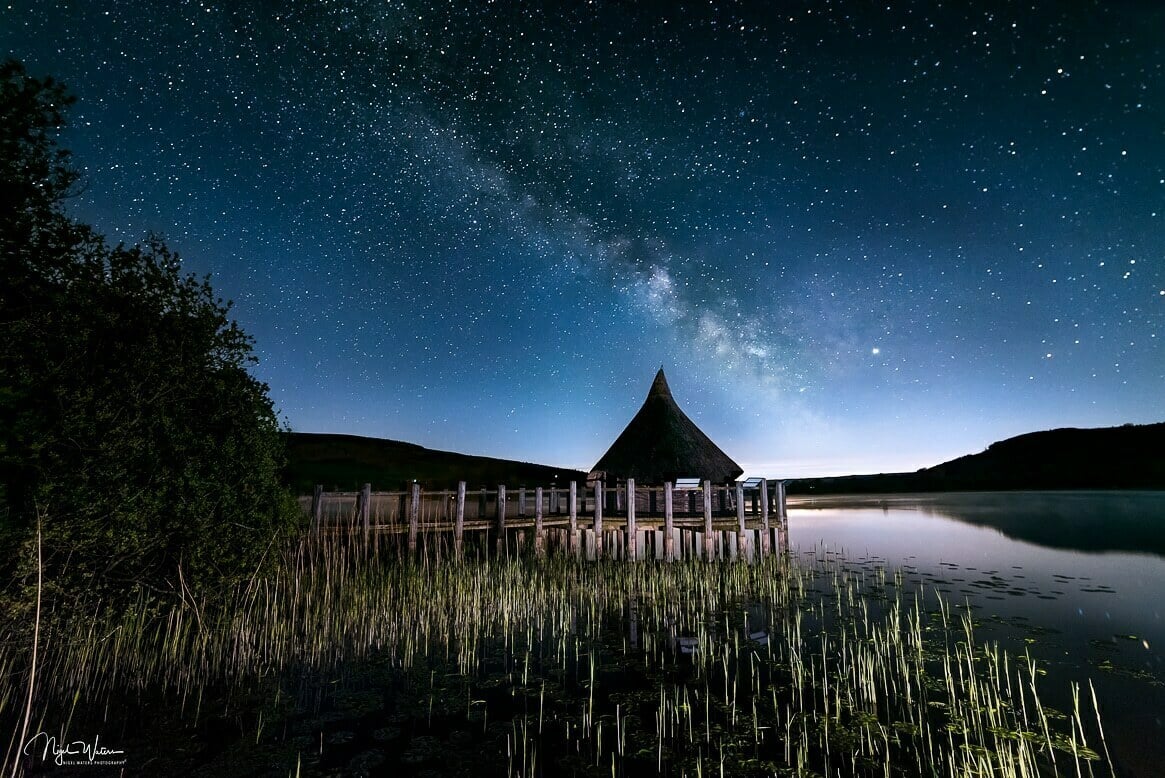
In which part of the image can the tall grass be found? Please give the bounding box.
[1,529,1113,775]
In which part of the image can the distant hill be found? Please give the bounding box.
[282,432,589,493]
[789,422,1165,495]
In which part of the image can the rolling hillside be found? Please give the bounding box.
[789,422,1165,494]
[282,432,589,493]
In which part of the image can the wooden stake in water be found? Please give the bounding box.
[775,480,788,553]
[409,482,420,552]
[569,480,579,554]
[664,481,675,561]
[360,482,372,535]
[735,481,746,538]
[311,485,323,534]
[569,481,578,531]
[759,478,770,556]
[455,481,466,556]
[594,480,604,558]
[703,480,714,561]
[497,484,507,556]
[626,478,637,560]
[535,486,544,557]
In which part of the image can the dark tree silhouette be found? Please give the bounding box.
[0,60,301,611]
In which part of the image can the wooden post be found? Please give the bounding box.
[455,481,466,556]
[776,480,788,553]
[664,481,674,561]
[479,487,487,520]
[702,480,714,560]
[759,478,770,555]
[497,484,507,555]
[759,479,770,525]
[311,485,324,533]
[408,482,420,551]
[626,478,637,560]
[519,487,527,517]
[535,486,544,556]
[359,483,371,534]
[569,480,578,552]
[594,480,604,557]
[569,481,578,531]
[736,481,746,538]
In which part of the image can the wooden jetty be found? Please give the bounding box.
[301,478,790,561]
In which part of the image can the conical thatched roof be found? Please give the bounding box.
[590,369,743,484]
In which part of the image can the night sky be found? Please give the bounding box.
[4,2,1162,478]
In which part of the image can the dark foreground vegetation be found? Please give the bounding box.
[790,422,1165,495]
[1,56,303,774]
[1,59,300,623]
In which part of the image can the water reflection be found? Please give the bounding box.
[791,490,1165,557]
[786,491,1165,778]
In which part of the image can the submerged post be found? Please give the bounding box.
[664,481,675,561]
[569,481,578,531]
[408,482,420,551]
[569,480,579,553]
[702,479,714,560]
[311,485,324,534]
[736,481,746,539]
[759,478,770,555]
[594,480,604,557]
[455,481,466,556]
[776,480,788,553]
[497,484,507,555]
[626,478,637,560]
[359,483,372,534]
[535,486,544,556]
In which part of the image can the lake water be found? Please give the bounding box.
[787,491,1165,778]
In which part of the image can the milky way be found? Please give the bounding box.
[4,1,1162,477]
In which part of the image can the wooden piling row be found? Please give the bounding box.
[305,477,790,562]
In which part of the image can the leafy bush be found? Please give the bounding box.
[0,60,302,611]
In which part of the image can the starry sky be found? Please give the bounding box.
[4,1,1163,478]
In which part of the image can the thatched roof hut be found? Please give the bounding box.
[590,368,743,484]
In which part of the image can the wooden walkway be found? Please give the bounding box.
[300,478,790,560]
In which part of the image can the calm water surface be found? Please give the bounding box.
[787,491,1165,778]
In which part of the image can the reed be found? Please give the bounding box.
[0,528,1114,776]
